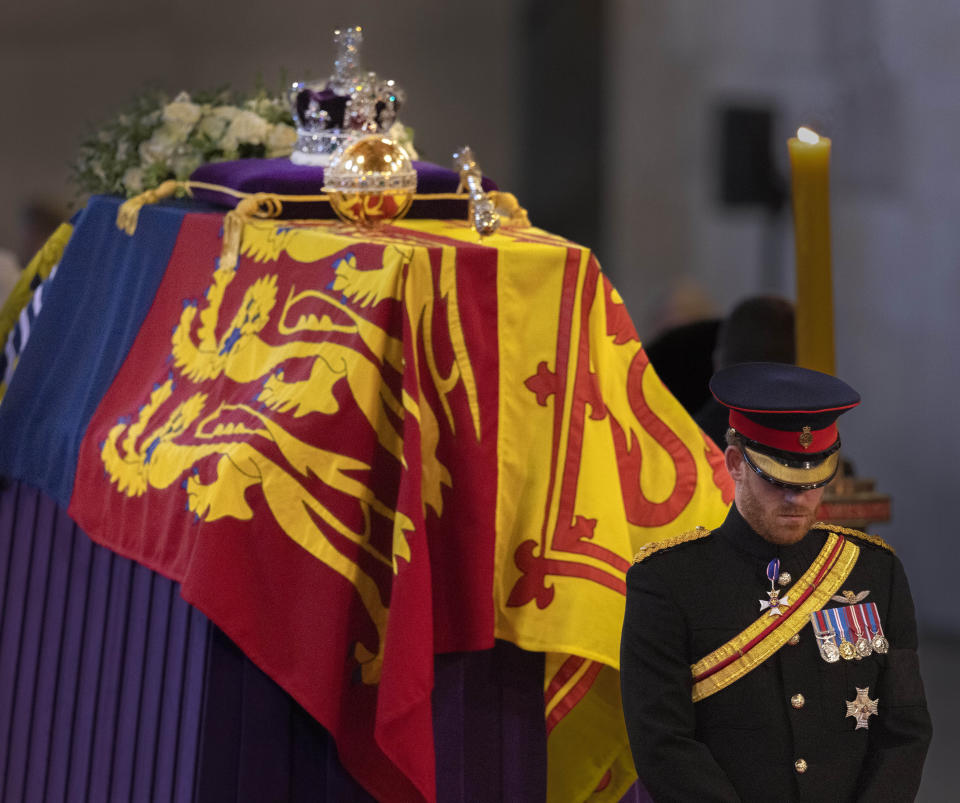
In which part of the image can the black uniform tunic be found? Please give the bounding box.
[620,505,932,802]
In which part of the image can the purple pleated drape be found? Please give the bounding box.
[194,628,549,802]
[1,478,555,801]
[0,479,209,802]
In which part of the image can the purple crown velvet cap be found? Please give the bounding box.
[190,158,498,220]
[295,87,350,130]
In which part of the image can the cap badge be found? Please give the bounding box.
[799,426,813,450]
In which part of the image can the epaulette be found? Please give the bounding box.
[814,522,895,554]
[633,526,712,564]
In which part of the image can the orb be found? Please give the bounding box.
[323,135,417,225]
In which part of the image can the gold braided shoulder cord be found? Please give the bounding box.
[633,526,711,564]
[814,522,894,554]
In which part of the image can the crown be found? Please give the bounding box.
[288,26,405,166]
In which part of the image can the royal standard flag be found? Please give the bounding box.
[486,230,734,800]
[0,194,733,802]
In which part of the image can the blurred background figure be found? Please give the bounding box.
[645,293,795,448]
[0,247,18,305]
[643,316,721,416]
[641,277,722,417]
[0,199,66,305]
[694,295,795,446]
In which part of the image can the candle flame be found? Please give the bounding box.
[797,127,820,144]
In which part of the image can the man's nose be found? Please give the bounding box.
[782,487,811,504]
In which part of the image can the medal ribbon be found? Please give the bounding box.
[834,607,850,642]
[691,533,860,702]
[812,609,834,639]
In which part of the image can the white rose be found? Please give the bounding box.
[224,110,269,146]
[265,124,297,157]
[123,166,145,194]
[212,105,239,122]
[162,99,203,140]
[139,128,178,164]
[197,112,230,141]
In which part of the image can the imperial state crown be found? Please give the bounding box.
[288,25,405,165]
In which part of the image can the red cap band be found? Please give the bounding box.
[729,410,838,454]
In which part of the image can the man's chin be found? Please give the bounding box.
[775,529,808,545]
[762,516,813,544]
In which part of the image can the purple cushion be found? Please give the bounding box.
[189,158,497,220]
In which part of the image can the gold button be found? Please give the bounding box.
[795,758,808,774]
[791,693,805,709]
[788,633,800,646]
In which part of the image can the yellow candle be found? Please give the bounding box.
[787,127,835,375]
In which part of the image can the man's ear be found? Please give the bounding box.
[725,445,744,481]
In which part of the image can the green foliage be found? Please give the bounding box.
[71,87,296,198]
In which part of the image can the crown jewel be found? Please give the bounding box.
[288,26,406,166]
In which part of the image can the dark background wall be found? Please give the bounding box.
[1,0,956,645]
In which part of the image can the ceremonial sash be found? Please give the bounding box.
[690,532,859,702]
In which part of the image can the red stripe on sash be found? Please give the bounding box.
[692,536,845,683]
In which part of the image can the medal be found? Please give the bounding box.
[832,608,856,661]
[847,606,873,658]
[845,686,879,730]
[818,633,840,663]
[865,602,890,654]
[760,558,790,617]
[811,609,840,663]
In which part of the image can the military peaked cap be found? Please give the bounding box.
[710,362,860,489]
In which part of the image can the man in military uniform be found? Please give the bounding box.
[620,363,931,801]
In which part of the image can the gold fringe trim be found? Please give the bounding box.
[633,526,711,564]
[814,522,894,554]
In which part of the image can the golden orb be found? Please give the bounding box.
[323,135,417,226]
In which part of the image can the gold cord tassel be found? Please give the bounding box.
[489,191,531,228]
[116,179,181,235]
[219,193,283,272]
